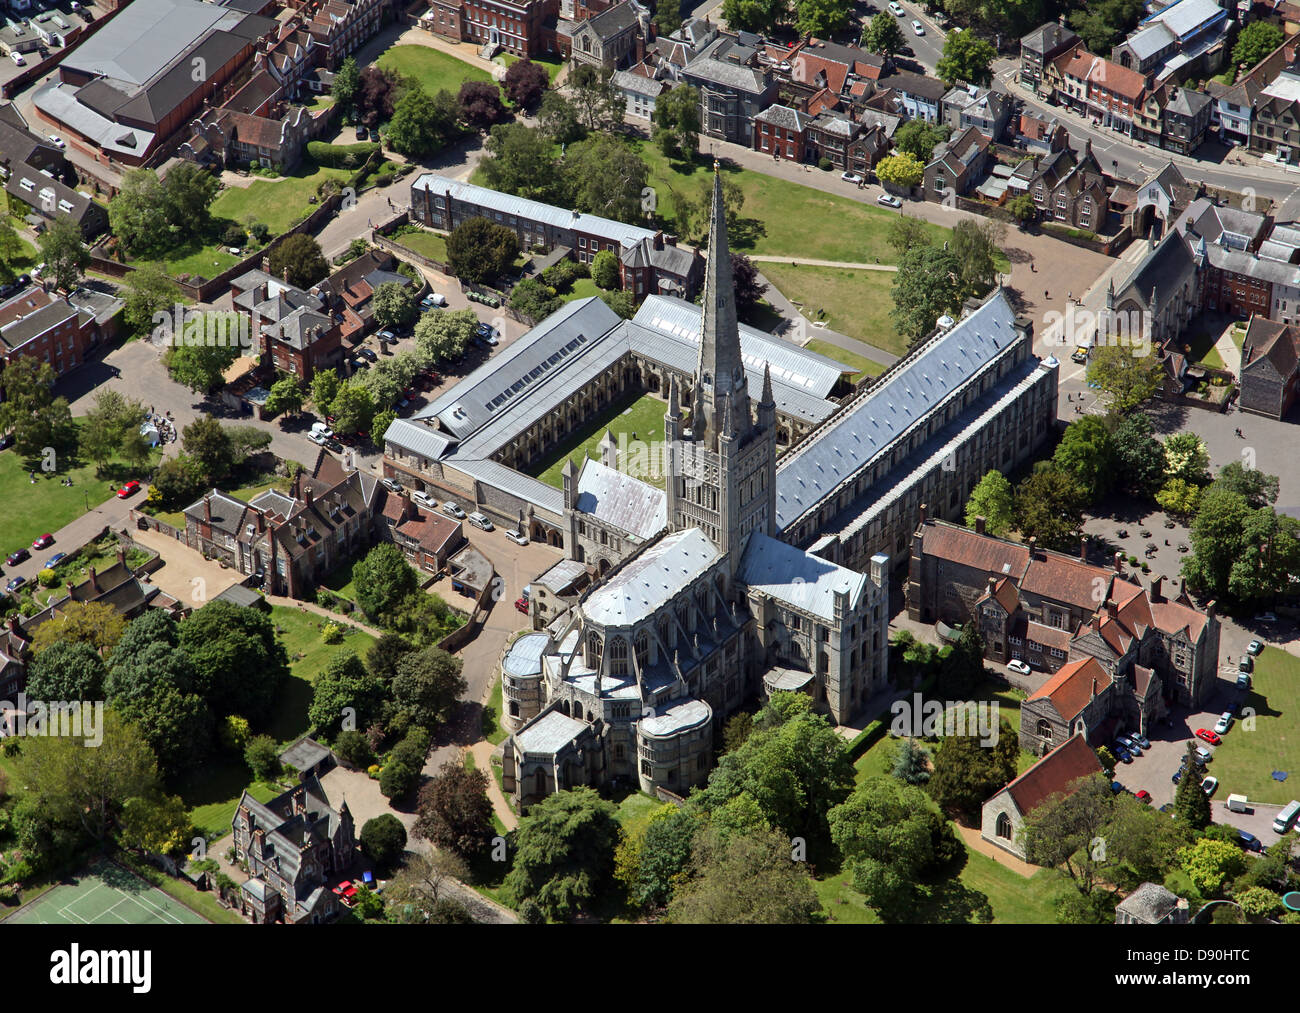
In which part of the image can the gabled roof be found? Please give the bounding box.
[1242,315,1300,379]
[573,457,667,541]
[998,733,1104,814]
[1027,656,1113,722]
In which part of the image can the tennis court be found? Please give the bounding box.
[6,861,208,925]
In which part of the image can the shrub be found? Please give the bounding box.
[221,224,247,247]
[335,729,374,770]
[37,568,56,588]
[248,222,270,243]
[321,622,345,645]
[316,589,337,608]
[379,760,419,800]
[306,140,380,168]
[360,814,408,873]
[819,157,833,171]
[244,734,281,780]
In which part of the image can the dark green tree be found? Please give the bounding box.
[308,652,387,739]
[413,760,493,857]
[352,543,419,622]
[446,216,521,284]
[504,787,620,921]
[360,814,408,873]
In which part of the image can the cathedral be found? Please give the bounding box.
[500,168,891,810]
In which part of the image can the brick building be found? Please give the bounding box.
[1238,316,1300,418]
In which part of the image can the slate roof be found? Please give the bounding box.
[754,103,812,131]
[515,709,589,754]
[1242,316,1300,379]
[738,531,868,621]
[884,69,948,103]
[582,527,721,625]
[1021,20,1078,54]
[573,458,667,541]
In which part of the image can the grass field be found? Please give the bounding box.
[6,860,209,925]
[378,45,493,97]
[497,52,564,85]
[558,277,604,304]
[483,675,508,746]
[1,235,39,281]
[267,603,377,743]
[1210,646,1300,804]
[531,392,668,489]
[393,229,450,264]
[183,763,282,842]
[211,161,352,237]
[613,791,661,826]
[759,264,907,356]
[802,337,888,378]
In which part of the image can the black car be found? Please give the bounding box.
[356,125,367,140]
[5,548,29,567]
[369,128,380,142]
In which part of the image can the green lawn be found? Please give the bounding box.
[318,556,361,603]
[393,229,449,263]
[482,675,508,746]
[558,277,603,304]
[531,392,667,489]
[803,337,888,379]
[378,45,493,97]
[268,603,377,740]
[613,791,661,826]
[1209,646,1300,805]
[209,160,351,237]
[182,762,282,842]
[760,263,907,356]
[1,235,38,281]
[0,423,160,550]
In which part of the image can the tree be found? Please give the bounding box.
[386,84,459,158]
[509,277,564,322]
[936,29,997,85]
[352,543,419,622]
[654,0,682,34]
[927,723,1019,820]
[891,738,932,785]
[1233,21,1284,71]
[122,262,180,338]
[38,217,88,293]
[1155,478,1202,518]
[1015,465,1085,552]
[371,280,419,330]
[309,652,387,739]
[0,218,25,283]
[938,623,985,697]
[413,760,493,857]
[180,416,234,485]
[1006,193,1037,223]
[119,793,192,857]
[165,340,241,394]
[386,850,471,922]
[415,307,478,362]
[828,776,963,920]
[244,734,281,780]
[162,162,219,227]
[178,600,289,722]
[965,470,1015,536]
[0,355,75,459]
[720,0,783,34]
[503,59,549,112]
[877,152,924,188]
[269,233,328,289]
[668,823,821,923]
[26,641,107,700]
[564,133,651,226]
[1070,0,1144,54]
[887,215,931,257]
[1086,342,1165,413]
[311,368,341,412]
[108,169,171,257]
[1106,794,1193,884]
[590,249,620,290]
[1111,413,1166,498]
[950,217,1003,298]
[894,119,951,162]
[333,56,360,117]
[891,244,964,346]
[505,787,620,921]
[652,83,700,161]
[390,646,467,731]
[356,65,400,128]
[731,252,767,316]
[1052,415,1115,503]
[1238,886,1283,919]
[328,380,376,435]
[446,216,520,284]
[794,0,850,34]
[458,80,507,129]
[617,804,697,911]
[370,408,397,445]
[861,12,905,56]
[17,710,159,842]
[1211,459,1279,509]
[1021,774,1114,893]
[264,373,305,418]
[30,600,126,657]
[1162,431,1210,485]
[480,123,567,205]
[567,64,625,134]
[538,90,586,145]
[79,390,144,474]
[150,454,205,508]
[360,814,408,873]
[1178,837,1246,897]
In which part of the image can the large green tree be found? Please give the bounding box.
[564,134,651,226]
[25,640,107,701]
[652,83,701,161]
[1021,774,1114,894]
[178,599,289,722]
[389,646,466,731]
[1015,465,1085,552]
[413,759,494,857]
[352,543,419,622]
[38,216,88,293]
[268,234,329,289]
[0,355,75,459]
[1087,342,1164,412]
[936,29,997,86]
[108,169,171,257]
[504,787,620,921]
[965,469,1015,536]
[123,261,181,339]
[308,652,388,739]
[891,244,964,346]
[482,123,568,203]
[861,12,905,56]
[1232,21,1284,71]
[1052,415,1115,504]
[446,216,521,284]
[1111,413,1166,498]
[386,85,460,158]
[927,722,1019,820]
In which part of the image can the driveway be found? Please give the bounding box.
[128,525,243,605]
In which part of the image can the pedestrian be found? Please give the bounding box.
[1045,289,1050,299]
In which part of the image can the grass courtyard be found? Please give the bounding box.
[210,160,352,238]
[378,45,494,97]
[392,229,450,264]
[531,392,668,489]
[760,264,907,357]
[802,337,888,379]
[1208,646,1300,805]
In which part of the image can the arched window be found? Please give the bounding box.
[587,631,603,667]
[1036,719,1053,741]
[996,812,1012,840]
[609,636,629,675]
[635,631,649,671]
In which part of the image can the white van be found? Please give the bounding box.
[1227,794,1249,813]
[467,511,494,531]
[1273,799,1300,833]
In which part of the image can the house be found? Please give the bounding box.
[682,33,776,145]
[0,616,30,700]
[1116,882,1191,924]
[805,112,865,170]
[184,104,313,173]
[882,69,947,123]
[1160,84,1213,153]
[1055,48,1148,135]
[1113,160,1203,239]
[0,284,117,385]
[279,735,336,779]
[231,775,355,924]
[1016,113,1070,153]
[305,0,395,69]
[1019,18,1080,97]
[907,517,1221,709]
[382,494,468,572]
[923,125,990,201]
[611,64,666,119]
[313,249,417,348]
[1177,196,1300,322]
[752,103,813,162]
[941,83,1011,141]
[4,160,108,239]
[1205,33,1297,143]
[564,0,648,70]
[980,733,1104,860]
[787,38,885,103]
[618,233,703,300]
[1019,141,1109,230]
[1251,65,1300,163]
[1238,315,1300,417]
[232,269,342,380]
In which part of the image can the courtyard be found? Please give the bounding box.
[530,392,668,489]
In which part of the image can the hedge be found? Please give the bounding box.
[306,140,380,168]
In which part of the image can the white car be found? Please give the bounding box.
[46,135,65,149]
[1007,659,1031,676]
[1201,776,1219,797]
[876,193,902,208]
[442,501,467,520]
[413,490,438,509]
[888,1,905,14]
[1214,711,1233,735]
[912,19,925,35]
[505,528,529,546]
[311,421,333,439]
[308,430,329,446]
[10,52,25,67]
[840,171,863,184]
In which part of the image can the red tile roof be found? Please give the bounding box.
[1027,656,1112,721]
[1001,733,1104,815]
[919,521,1030,579]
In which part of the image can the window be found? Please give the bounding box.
[640,759,652,777]
[996,812,1012,839]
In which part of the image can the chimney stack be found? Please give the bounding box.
[1079,535,1088,562]
[116,546,126,568]
[1113,551,1124,572]
[919,502,928,523]
[88,566,99,594]
[1151,574,1164,601]
[975,515,986,535]
[204,494,212,524]
[987,575,997,593]
[1206,599,1216,621]
[1027,536,1037,557]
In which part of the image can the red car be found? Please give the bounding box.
[1195,728,1222,746]
[1135,790,1152,804]
[514,596,529,614]
[31,533,53,549]
[116,480,142,498]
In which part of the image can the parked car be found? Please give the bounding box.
[413,490,438,509]
[475,322,499,346]
[46,135,65,149]
[1172,768,1183,785]
[505,528,528,546]
[1247,639,1264,656]
[378,330,398,345]
[876,193,903,208]
[1115,747,1132,763]
[1071,347,1088,364]
[311,421,334,439]
[1254,612,1277,623]
[1214,712,1233,736]
[355,125,367,140]
[6,576,25,592]
[1201,776,1219,797]
[1110,781,1125,795]
[840,171,864,184]
[116,480,142,498]
[1130,732,1150,749]
[888,1,904,13]
[10,52,25,67]
[359,347,378,362]
[5,549,29,567]
[514,596,529,614]
[1195,746,1213,765]
[380,477,403,494]
[1237,672,1251,690]
[31,533,53,549]
[1239,655,1253,673]
[1237,830,1263,853]
[1007,659,1031,676]
[1135,790,1152,804]
[43,552,66,569]
[911,18,925,34]
[309,430,330,446]
[1159,803,1174,815]
[1195,728,1222,746]
[442,501,467,520]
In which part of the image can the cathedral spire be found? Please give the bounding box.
[694,162,749,448]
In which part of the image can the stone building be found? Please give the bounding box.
[563,0,648,70]
[682,34,776,146]
[1116,882,1190,924]
[1019,19,1079,97]
[1239,315,1300,418]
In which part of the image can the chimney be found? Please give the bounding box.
[1090,676,1098,700]
[1027,536,1037,557]
[204,494,212,524]
[116,546,126,568]
[1206,600,1216,621]
[6,614,19,632]
[1151,574,1164,602]
[975,515,986,535]
[1080,535,1088,562]
[919,502,928,523]
[304,488,313,509]
[256,510,265,532]
[1114,551,1124,572]
[88,566,99,593]
[987,575,997,594]
[66,582,76,596]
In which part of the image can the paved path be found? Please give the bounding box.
[748,255,899,272]
[1213,322,1243,376]
[468,740,518,830]
[953,822,1038,879]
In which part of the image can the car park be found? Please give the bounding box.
[442,501,466,519]
[5,549,29,567]
[840,171,863,184]
[1214,712,1233,735]
[1247,639,1264,655]
[505,528,528,546]
[1201,776,1219,797]
[1195,728,1222,746]
[1007,659,1031,676]
[876,193,902,208]
[911,18,924,34]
